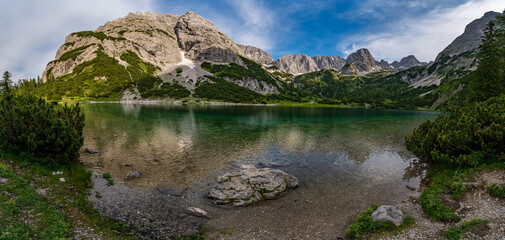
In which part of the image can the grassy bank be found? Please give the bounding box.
[0,152,133,239]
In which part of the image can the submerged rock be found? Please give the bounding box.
[125,171,141,180]
[86,149,99,154]
[186,207,211,218]
[371,205,405,226]
[208,164,298,206]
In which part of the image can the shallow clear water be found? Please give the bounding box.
[80,103,436,239]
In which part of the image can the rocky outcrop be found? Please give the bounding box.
[240,45,274,65]
[175,11,244,65]
[341,48,381,75]
[275,54,320,75]
[208,165,298,206]
[312,56,346,71]
[274,54,346,75]
[371,205,405,226]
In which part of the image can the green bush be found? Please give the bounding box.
[487,184,505,198]
[419,183,461,222]
[445,218,489,240]
[0,92,84,165]
[406,96,505,167]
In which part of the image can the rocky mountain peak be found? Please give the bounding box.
[435,11,501,61]
[341,48,381,75]
[345,48,376,65]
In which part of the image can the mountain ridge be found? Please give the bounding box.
[39,10,502,109]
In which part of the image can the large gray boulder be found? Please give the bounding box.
[208,165,298,206]
[371,205,405,226]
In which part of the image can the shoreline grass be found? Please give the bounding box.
[0,152,133,239]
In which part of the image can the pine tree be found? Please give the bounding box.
[1,71,13,93]
[469,21,505,102]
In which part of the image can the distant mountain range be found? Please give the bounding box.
[240,45,428,76]
[40,10,501,109]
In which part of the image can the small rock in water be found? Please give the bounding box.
[125,171,141,180]
[208,165,298,206]
[371,205,405,226]
[406,183,417,191]
[298,162,308,168]
[0,178,9,185]
[59,178,66,183]
[86,149,99,154]
[186,207,211,218]
[240,164,256,169]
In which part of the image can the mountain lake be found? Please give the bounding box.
[79,103,437,239]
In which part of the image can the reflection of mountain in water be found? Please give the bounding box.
[80,104,436,188]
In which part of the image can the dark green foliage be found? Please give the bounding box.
[57,44,95,62]
[136,76,190,99]
[0,91,84,165]
[176,67,183,74]
[194,76,264,103]
[1,71,13,93]
[406,96,505,167]
[201,56,280,87]
[419,175,461,221]
[72,31,126,41]
[346,205,415,239]
[445,219,489,240]
[120,50,160,76]
[470,21,505,102]
[42,49,132,99]
[0,164,70,238]
[14,78,41,97]
[487,184,505,198]
[291,69,438,109]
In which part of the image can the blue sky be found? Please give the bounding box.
[0,0,504,80]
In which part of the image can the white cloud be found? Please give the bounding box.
[221,0,276,50]
[339,0,505,62]
[0,0,156,81]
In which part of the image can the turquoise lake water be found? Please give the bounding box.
[80,103,437,239]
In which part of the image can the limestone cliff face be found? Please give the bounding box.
[174,11,245,65]
[275,54,319,75]
[436,11,501,60]
[239,45,274,65]
[274,54,346,75]
[312,56,346,71]
[406,11,501,88]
